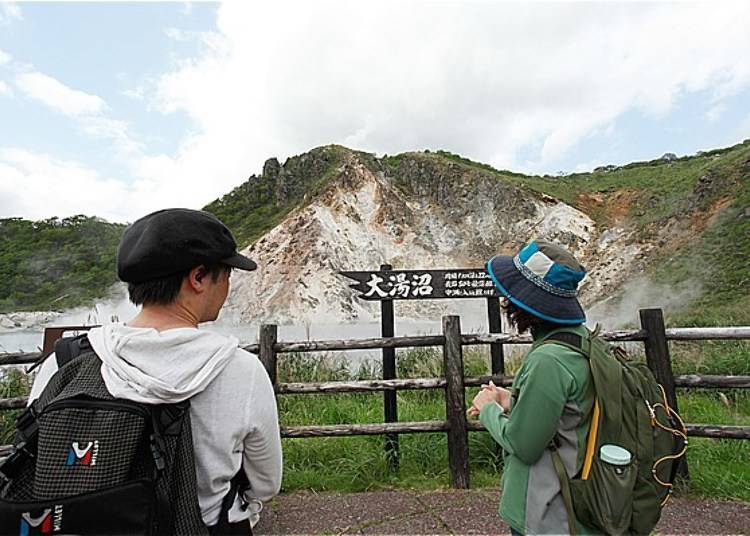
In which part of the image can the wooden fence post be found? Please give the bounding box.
[639,308,689,480]
[259,324,278,388]
[381,264,399,471]
[486,297,505,375]
[443,315,470,488]
[486,297,505,462]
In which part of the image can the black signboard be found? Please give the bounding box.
[340,268,500,300]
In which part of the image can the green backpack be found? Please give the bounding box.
[542,327,688,536]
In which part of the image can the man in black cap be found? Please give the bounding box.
[28,208,282,533]
[468,239,594,535]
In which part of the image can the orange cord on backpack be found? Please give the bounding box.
[650,384,688,506]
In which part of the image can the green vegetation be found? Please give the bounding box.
[203,145,347,247]
[0,368,32,444]
[0,216,124,313]
[651,165,750,326]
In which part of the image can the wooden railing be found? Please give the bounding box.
[1,308,749,487]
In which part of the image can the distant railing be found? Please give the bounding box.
[1,309,749,488]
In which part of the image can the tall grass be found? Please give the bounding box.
[274,344,749,500]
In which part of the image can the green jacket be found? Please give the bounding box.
[479,324,596,534]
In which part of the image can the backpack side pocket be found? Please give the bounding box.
[571,456,638,536]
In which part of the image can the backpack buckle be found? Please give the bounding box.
[0,440,35,481]
[149,434,166,472]
[15,405,39,442]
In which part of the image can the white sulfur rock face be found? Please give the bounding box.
[222,155,647,326]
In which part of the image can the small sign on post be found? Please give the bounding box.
[341,268,501,300]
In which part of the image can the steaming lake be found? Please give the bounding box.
[0,297,495,365]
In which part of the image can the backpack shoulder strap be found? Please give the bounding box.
[538,328,594,360]
[550,446,577,536]
[545,331,584,351]
[54,333,93,368]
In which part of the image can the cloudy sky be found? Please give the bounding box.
[1,1,749,223]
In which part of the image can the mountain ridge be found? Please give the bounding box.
[1,140,748,326]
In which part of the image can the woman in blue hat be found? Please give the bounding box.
[468,239,596,535]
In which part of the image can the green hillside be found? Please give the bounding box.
[389,141,750,325]
[0,216,125,313]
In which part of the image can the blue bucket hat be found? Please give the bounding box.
[486,239,586,324]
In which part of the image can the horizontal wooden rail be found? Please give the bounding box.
[2,326,749,367]
[278,378,445,394]
[281,420,449,438]
[2,372,748,409]
[467,421,750,439]
[684,424,750,439]
[674,375,750,388]
[277,375,514,394]
[0,397,27,410]
[0,353,40,366]
[275,335,446,353]
[665,327,750,340]
[2,419,744,450]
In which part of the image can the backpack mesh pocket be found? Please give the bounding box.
[34,400,151,499]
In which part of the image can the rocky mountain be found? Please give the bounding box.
[224,152,580,323]
[221,142,750,325]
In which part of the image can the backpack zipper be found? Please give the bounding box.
[42,398,149,419]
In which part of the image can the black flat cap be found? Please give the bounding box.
[117,208,257,283]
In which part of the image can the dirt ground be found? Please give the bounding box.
[254,489,750,535]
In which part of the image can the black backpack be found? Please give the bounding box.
[0,335,249,535]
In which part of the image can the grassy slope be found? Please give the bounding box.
[277,348,749,501]
[411,141,750,325]
[0,216,124,313]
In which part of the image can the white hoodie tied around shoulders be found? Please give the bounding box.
[29,324,283,528]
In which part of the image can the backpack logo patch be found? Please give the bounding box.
[19,506,62,535]
[65,440,98,466]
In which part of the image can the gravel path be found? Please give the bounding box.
[255,489,750,535]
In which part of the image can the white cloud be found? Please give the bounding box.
[0,80,12,97]
[0,3,22,24]
[149,1,750,177]
[13,70,143,157]
[0,148,209,223]
[15,72,107,117]
[0,148,133,222]
[0,49,10,66]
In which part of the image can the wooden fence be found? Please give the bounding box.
[1,308,749,488]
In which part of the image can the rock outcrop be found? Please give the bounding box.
[224,151,639,324]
